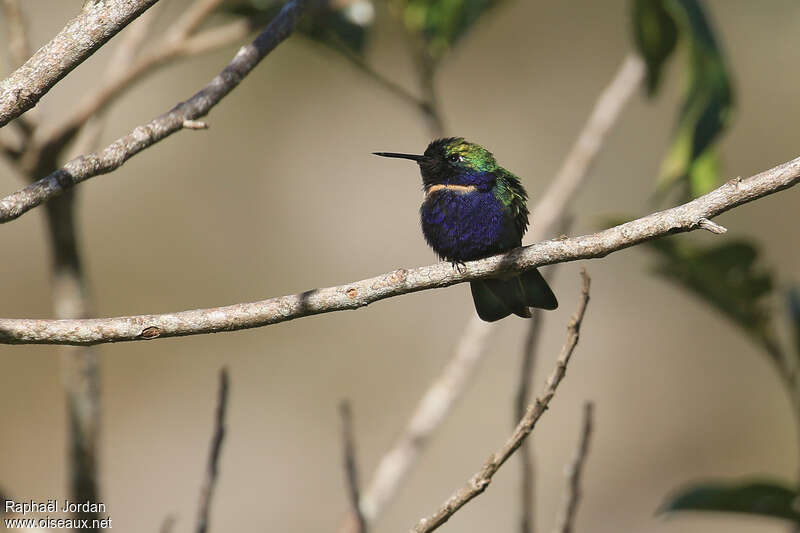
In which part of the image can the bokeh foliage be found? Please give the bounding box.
[390,0,503,62]
[630,2,798,524]
[647,238,779,357]
[661,481,800,523]
[632,0,733,201]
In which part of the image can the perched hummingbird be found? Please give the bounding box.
[374,137,558,322]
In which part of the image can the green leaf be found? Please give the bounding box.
[632,0,678,95]
[788,287,800,358]
[631,0,734,202]
[661,480,800,523]
[646,236,779,356]
[396,0,504,62]
[223,0,374,56]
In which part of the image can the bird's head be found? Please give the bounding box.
[374,137,498,191]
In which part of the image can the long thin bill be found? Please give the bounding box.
[372,152,423,161]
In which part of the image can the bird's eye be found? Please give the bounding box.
[448,154,461,163]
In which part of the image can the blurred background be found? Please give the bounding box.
[1,0,799,532]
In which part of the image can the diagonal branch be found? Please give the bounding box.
[0,156,796,346]
[34,16,254,159]
[0,0,161,128]
[410,270,592,533]
[0,0,306,224]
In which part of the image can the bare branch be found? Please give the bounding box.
[554,402,594,533]
[35,16,252,155]
[0,158,797,346]
[358,314,494,523]
[410,270,591,533]
[195,368,229,533]
[64,6,164,161]
[1,0,31,69]
[0,0,306,223]
[340,400,367,533]
[0,0,161,128]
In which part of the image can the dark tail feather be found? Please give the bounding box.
[470,280,513,322]
[519,268,558,310]
[470,268,558,322]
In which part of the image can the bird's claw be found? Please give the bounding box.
[451,261,467,274]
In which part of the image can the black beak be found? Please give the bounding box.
[373,152,424,162]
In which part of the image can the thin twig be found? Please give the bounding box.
[340,400,367,533]
[33,18,254,164]
[321,35,430,118]
[697,217,727,234]
[517,309,544,533]
[514,219,570,533]
[195,368,230,533]
[410,270,592,533]
[414,51,444,137]
[1,158,796,346]
[1,0,31,69]
[183,120,209,130]
[0,0,304,223]
[67,4,165,160]
[553,402,594,533]
[0,0,161,127]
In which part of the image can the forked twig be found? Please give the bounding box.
[410,270,591,533]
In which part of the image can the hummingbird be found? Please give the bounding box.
[374,137,558,322]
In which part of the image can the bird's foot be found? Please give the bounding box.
[451,261,467,274]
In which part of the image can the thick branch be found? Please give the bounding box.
[0,0,306,223]
[0,157,797,346]
[410,270,591,533]
[0,0,160,127]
